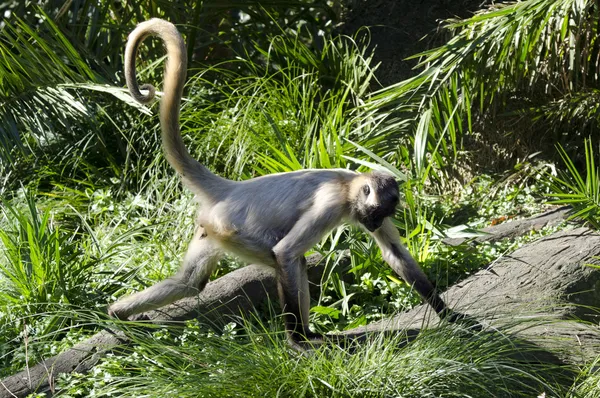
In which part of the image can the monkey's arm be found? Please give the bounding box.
[370,218,449,316]
[271,189,346,346]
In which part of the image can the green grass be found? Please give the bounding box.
[0,183,200,375]
[574,355,600,398]
[52,316,578,398]
[2,0,600,396]
[548,138,600,228]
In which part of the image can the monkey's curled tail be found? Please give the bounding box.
[125,19,227,201]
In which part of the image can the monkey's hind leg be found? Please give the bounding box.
[108,231,221,320]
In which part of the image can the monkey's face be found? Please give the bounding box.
[352,172,399,232]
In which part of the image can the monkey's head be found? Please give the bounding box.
[350,172,399,232]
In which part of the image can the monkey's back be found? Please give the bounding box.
[197,169,356,265]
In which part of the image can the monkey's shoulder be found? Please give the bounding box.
[241,168,358,185]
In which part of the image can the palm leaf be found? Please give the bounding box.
[361,0,598,186]
[0,12,101,165]
[548,138,600,228]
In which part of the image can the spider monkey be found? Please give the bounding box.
[109,18,463,349]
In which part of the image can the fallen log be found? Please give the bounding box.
[0,252,334,398]
[0,263,281,398]
[443,205,570,246]
[3,223,600,397]
[348,226,600,364]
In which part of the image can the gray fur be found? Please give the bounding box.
[110,19,454,347]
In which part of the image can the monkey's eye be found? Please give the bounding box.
[362,185,370,196]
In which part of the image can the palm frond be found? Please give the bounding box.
[529,88,600,137]
[0,12,101,165]
[362,0,598,186]
[548,138,600,228]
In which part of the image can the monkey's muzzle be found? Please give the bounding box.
[363,218,384,232]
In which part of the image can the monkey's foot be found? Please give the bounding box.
[108,307,150,322]
[443,310,482,331]
[107,308,122,320]
[287,332,325,352]
[107,303,140,321]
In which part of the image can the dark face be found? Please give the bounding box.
[354,172,399,232]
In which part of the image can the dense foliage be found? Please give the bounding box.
[1,0,599,396]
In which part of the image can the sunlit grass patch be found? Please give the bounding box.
[54,316,574,398]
